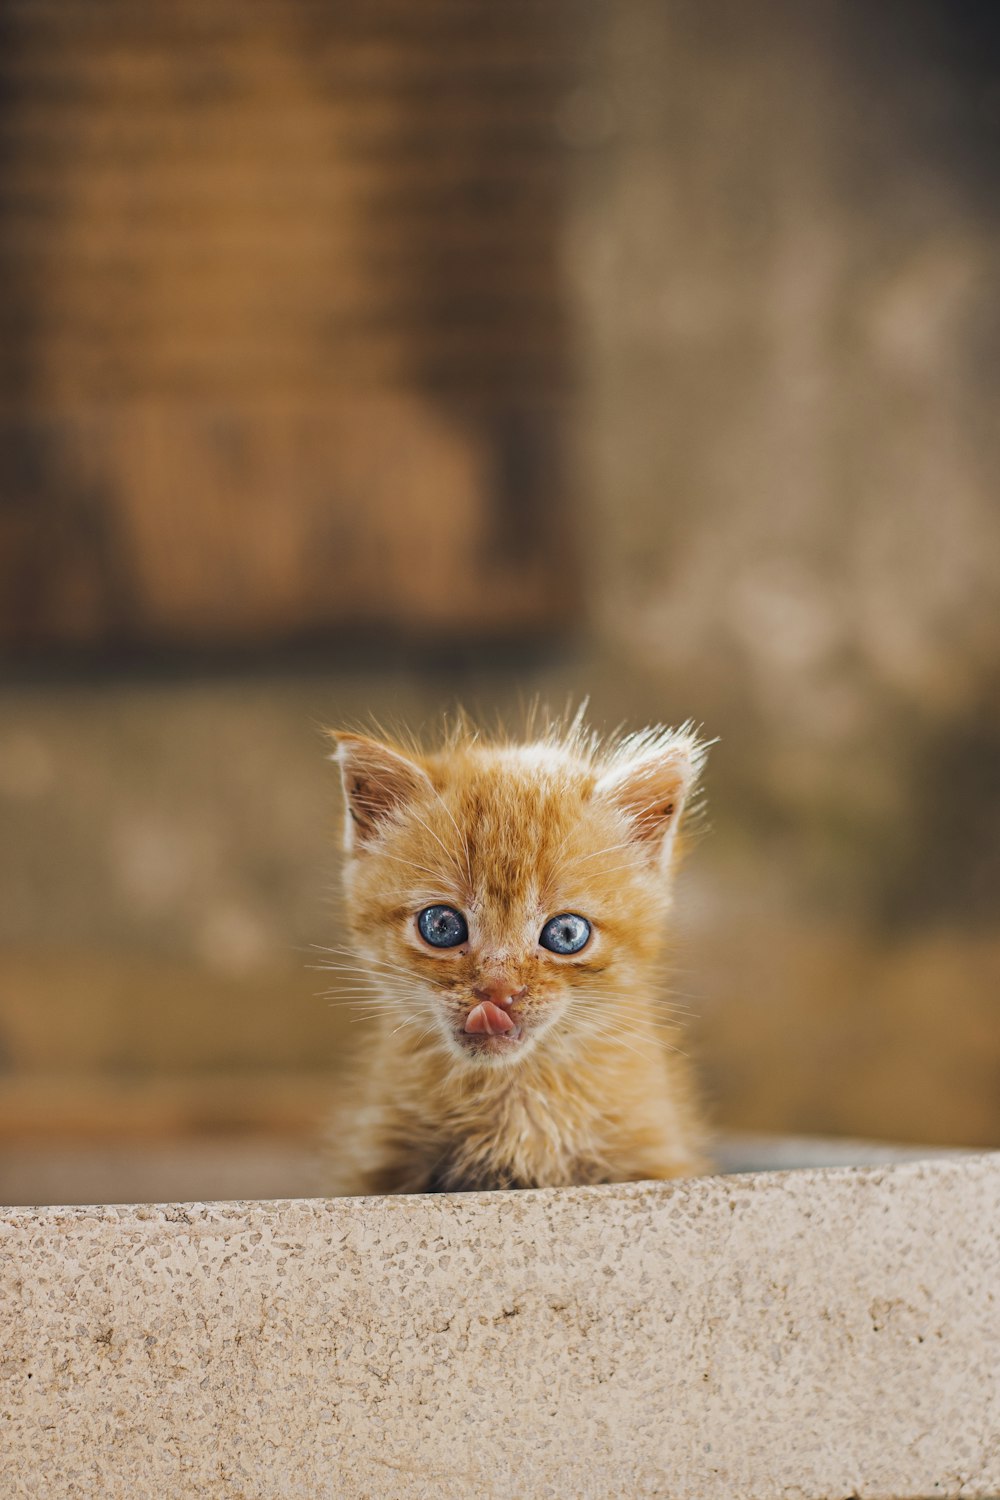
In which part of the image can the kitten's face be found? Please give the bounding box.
[334,732,702,1069]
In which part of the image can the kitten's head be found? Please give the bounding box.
[330,719,707,1069]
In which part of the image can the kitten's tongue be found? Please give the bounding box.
[464,1001,515,1036]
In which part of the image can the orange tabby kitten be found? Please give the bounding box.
[326,716,709,1193]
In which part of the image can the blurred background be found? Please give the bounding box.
[1,0,998,1203]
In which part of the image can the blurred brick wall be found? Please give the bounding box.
[0,0,576,650]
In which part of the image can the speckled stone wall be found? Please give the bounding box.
[2,1154,998,1499]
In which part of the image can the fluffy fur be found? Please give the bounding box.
[324,713,710,1194]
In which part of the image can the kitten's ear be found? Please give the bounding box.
[595,731,706,868]
[328,732,433,852]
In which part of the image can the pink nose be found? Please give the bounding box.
[472,982,527,1010]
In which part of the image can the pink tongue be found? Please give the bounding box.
[464,1000,515,1036]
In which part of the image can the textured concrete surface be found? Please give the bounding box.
[2,1154,998,1499]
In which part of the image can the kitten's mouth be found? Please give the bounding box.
[465,1000,516,1037]
[458,1000,523,1051]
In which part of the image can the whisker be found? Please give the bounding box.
[309,951,432,982]
[425,781,473,888]
[375,851,447,880]
[571,1016,662,1066]
[582,1008,688,1059]
[311,942,425,971]
[399,803,467,881]
[559,839,640,870]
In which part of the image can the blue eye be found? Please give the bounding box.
[417,905,468,949]
[539,913,591,954]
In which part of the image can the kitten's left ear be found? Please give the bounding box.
[328,732,433,852]
[595,730,706,868]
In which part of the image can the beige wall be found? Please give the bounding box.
[566,0,1000,1144]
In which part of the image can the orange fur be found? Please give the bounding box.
[325,716,710,1193]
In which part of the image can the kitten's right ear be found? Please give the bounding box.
[594,728,706,870]
[328,732,432,852]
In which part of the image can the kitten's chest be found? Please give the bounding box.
[431,1075,608,1191]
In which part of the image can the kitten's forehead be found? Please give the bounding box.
[490,744,574,776]
[432,744,599,918]
[454,743,593,827]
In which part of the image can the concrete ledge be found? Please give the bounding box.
[2,1154,999,1499]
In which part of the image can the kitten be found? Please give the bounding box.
[325,716,709,1194]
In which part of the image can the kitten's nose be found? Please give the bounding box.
[472,981,527,1011]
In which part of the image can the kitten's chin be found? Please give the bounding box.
[448,1027,535,1067]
